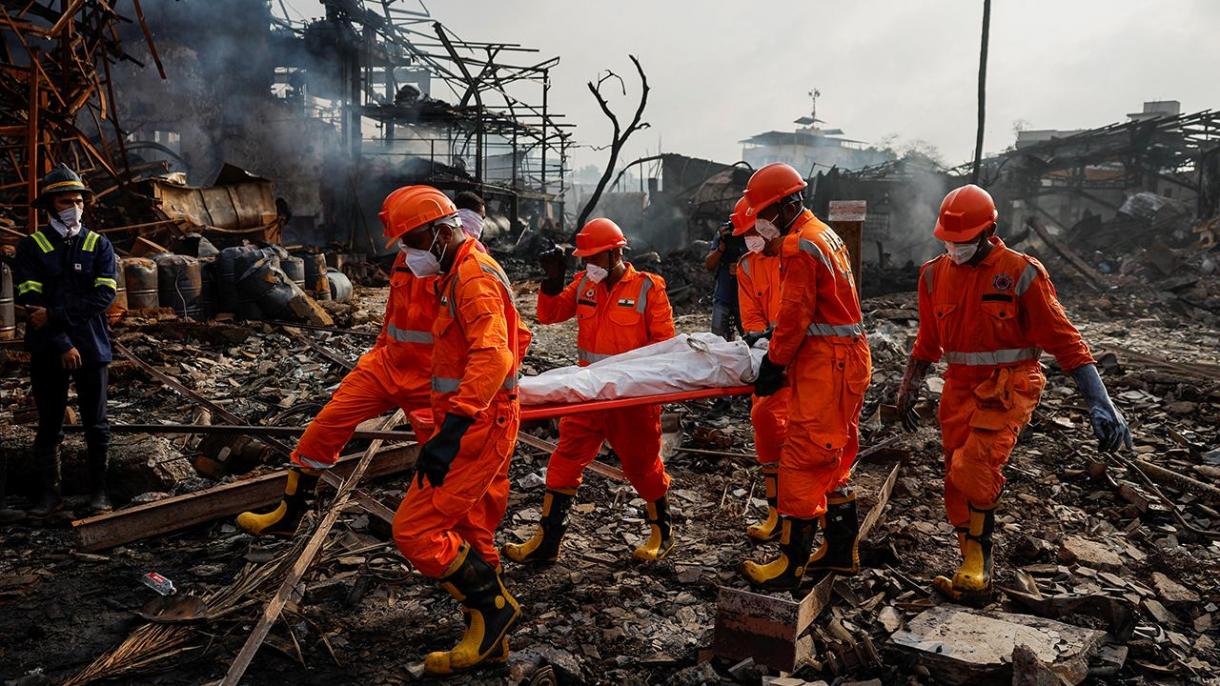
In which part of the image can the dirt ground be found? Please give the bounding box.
[1,260,1218,685]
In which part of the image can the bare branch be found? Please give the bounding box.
[574,54,652,236]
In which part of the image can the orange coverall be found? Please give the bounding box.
[292,253,437,469]
[912,237,1094,527]
[768,210,872,519]
[737,251,789,464]
[392,240,532,576]
[537,264,676,501]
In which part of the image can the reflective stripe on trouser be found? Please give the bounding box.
[778,338,871,519]
[750,387,791,464]
[291,351,431,469]
[431,375,518,394]
[544,404,670,502]
[943,347,1040,366]
[392,400,519,576]
[939,365,1044,528]
[578,348,613,365]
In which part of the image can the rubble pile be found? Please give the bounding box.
[1,257,1218,684]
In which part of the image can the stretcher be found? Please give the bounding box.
[411,384,755,430]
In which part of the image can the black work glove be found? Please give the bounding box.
[895,358,931,432]
[753,354,786,397]
[1072,364,1134,453]
[539,247,566,295]
[414,413,475,489]
[742,327,774,349]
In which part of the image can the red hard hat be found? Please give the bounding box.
[572,218,628,257]
[380,185,458,248]
[934,184,998,242]
[730,196,755,236]
[743,163,807,215]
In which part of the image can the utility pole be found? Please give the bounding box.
[971,0,992,185]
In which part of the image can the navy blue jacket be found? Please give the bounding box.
[13,227,117,364]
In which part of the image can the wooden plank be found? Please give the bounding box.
[220,410,404,685]
[72,444,418,551]
[1025,214,1105,291]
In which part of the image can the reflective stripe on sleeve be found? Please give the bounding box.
[31,232,53,253]
[386,322,433,343]
[943,347,1040,365]
[17,280,43,295]
[1015,263,1040,296]
[431,375,518,393]
[93,277,117,290]
[798,238,834,272]
[82,232,100,252]
[806,321,865,337]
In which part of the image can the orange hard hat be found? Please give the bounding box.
[380,185,458,247]
[933,184,998,242]
[743,163,807,215]
[572,218,628,257]
[730,196,755,236]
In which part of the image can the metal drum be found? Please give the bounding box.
[0,262,14,340]
[299,252,330,301]
[106,252,127,325]
[280,255,306,292]
[155,254,202,319]
[123,258,160,310]
[326,268,353,303]
[237,256,293,319]
[197,257,217,320]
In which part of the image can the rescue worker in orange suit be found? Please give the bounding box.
[896,184,1131,601]
[503,218,678,564]
[237,186,443,536]
[737,163,873,590]
[386,186,531,674]
[731,197,789,543]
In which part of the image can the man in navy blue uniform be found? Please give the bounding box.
[13,165,117,515]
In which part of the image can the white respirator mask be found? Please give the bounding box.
[51,206,83,237]
[457,208,484,240]
[744,235,767,254]
[943,240,979,265]
[400,226,447,277]
[584,263,609,284]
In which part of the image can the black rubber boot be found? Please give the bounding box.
[425,544,521,674]
[633,494,676,561]
[236,467,319,536]
[806,491,861,574]
[87,447,112,513]
[742,516,818,591]
[502,488,575,564]
[29,449,63,518]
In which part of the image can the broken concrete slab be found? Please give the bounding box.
[1011,644,1064,686]
[1057,536,1124,571]
[891,606,1106,685]
[1150,571,1200,605]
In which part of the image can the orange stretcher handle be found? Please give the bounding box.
[410,384,755,429]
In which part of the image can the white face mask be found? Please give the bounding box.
[744,235,767,254]
[944,240,979,265]
[51,205,83,237]
[457,208,484,240]
[584,263,609,284]
[754,218,781,241]
[401,230,442,277]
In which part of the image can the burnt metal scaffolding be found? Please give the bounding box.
[0,0,163,241]
[269,0,573,249]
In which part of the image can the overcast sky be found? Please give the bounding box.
[283,0,1216,172]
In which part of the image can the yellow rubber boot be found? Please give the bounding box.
[807,491,860,574]
[425,544,521,675]
[746,464,780,542]
[742,516,818,591]
[933,504,996,601]
[633,495,675,561]
[236,467,318,536]
[503,488,575,564]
